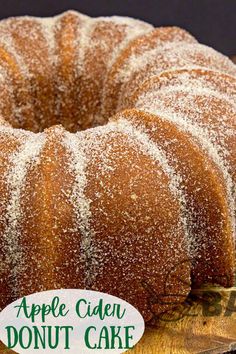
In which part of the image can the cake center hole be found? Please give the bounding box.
[8,95,109,133]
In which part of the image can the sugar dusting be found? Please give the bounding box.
[114,43,236,113]
[114,117,192,249]
[0,21,30,79]
[2,131,45,297]
[134,91,236,235]
[0,10,235,314]
[63,131,98,287]
[39,17,57,61]
[86,118,192,250]
[140,68,236,104]
[117,42,236,84]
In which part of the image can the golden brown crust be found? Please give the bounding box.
[113,109,235,288]
[84,130,191,320]
[0,132,25,308]
[118,46,236,112]
[54,12,88,131]
[15,126,84,297]
[127,68,236,108]
[78,19,145,129]
[132,85,236,186]
[5,18,56,131]
[102,27,197,117]
[0,46,37,131]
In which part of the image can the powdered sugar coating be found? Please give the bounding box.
[115,43,236,113]
[63,131,98,287]
[112,109,235,287]
[1,129,45,296]
[134,86,236,208]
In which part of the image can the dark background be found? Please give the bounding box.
[0,0,235,56]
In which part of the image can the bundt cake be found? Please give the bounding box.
[0,10,235,322]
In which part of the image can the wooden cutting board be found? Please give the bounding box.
[1,285,236,354]
[128,286,236,354]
